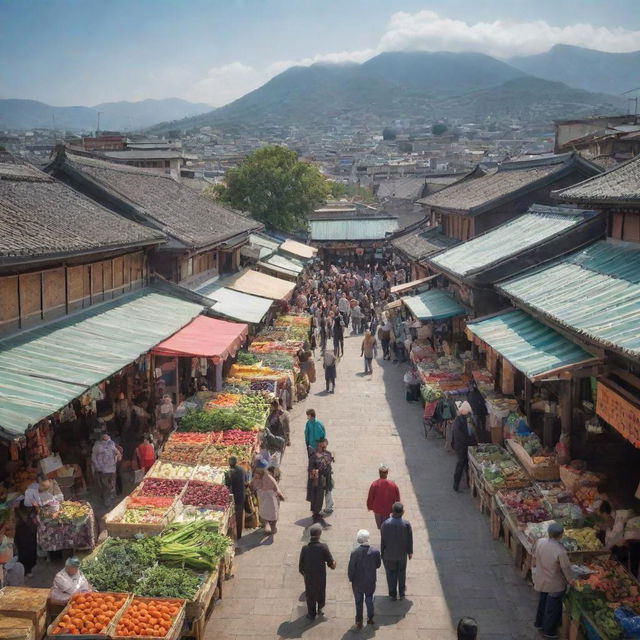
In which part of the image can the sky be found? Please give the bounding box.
[1,0,640,107]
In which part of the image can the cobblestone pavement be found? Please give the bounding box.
[205,333,538,640]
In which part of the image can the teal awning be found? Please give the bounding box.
[0,289,204,438]
[401,289,466,321]
[499,241,640,357]
[467,309,597,379]
[195,284,273,324]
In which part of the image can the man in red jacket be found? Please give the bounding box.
[366,464,401,529]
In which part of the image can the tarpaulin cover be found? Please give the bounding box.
[151,315,248,362]
[279,239,317,259]
[195,284,273,324]
[402,288,466,321]
[225,268,295,301]
[0,289,204,439]
[390,275,437,294]
[467,309,596,379]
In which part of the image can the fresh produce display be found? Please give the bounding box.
[182,481,231,509]
[200,444,252,466]
[236,351,260,365]
[51,592,128,636]
[483,464,530,489]
[40,501,91,525]
[166,432,211,445]
[138,478,186,497]
[159,442,201,464]
[127,496,175,509]
[192,465,226,485]
[229,363,279,378]
[158,520,231,570]
[538,482,575,504]
[114,597,183,638]
[82,537,159,592]
[135,565,202,600]
[469,444,512,465]
[420,383,443,403]
[575,484,603,509]
[148,460,195,480]
[175,505,227,525]
[498,487,552,524]
[563,527,603,551]
[220,429,257,446]
[121,507,169,525]
[208,393,241,408]
[180,408,255,432]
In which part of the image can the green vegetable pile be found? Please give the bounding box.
[179,393,270,433]
[135,565,203,599]
[81,536,159,592]
[158,520,232,571]
[237,352,259,365]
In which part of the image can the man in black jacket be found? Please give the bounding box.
[452,401,477,492]
[299,524,336,620]
[348,529,381,629]
[226,456,247,542]
[380,502,413,600]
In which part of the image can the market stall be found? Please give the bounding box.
[36,501,96,553]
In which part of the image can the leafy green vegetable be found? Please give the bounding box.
[158,520,231,571]
[135,565,202,599]
[237,352,259,365]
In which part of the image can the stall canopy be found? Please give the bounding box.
[223,268,295,301]
[264,253,304,274]
[499,241,640,358]
[195,282,272,324]
[467,309,597,380]
[0,289,204,439]
[151,315,248,363]
[402,289,467,321]
[279,239,317,260]
[390,275,438,295]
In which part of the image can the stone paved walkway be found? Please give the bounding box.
[205,333,538,639]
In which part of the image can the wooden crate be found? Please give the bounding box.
[111,597,186,640]
[182,562,222,640]
[0,614,34,640]
[507,440,559,481]
[46,592,130,640]
[104,498,173,538]
[0,587,48,640]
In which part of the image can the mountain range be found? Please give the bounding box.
[1,45,635,132]
[0,98,211,131]
[150,46,630,133]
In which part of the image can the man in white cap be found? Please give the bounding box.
[451,401,477,492]
[532,522,574,639]
[348,529,381,629]
[366,464,401,529]
[50,557,92,604]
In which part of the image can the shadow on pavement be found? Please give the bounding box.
[339,598,413,639]
[277,613,323,638]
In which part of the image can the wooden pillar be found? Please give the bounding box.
[559,378,572,460]
[524,377,532,427]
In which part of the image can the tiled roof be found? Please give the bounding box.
[55,150,259,249]
[418,153,596,216]
[376,177,426,200]
[555,153,640,205]
[391,224,459,261]
[0,151,164,261]
[430,205,598,278]
[499,241,640,357]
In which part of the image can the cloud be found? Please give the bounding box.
[181,11,640,107]
[378,10,640,58]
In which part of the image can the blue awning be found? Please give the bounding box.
[0,289,204,438]
[401,289,467,321]
[467,309,597,379]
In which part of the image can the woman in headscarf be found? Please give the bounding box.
[451,401,477,492]
[251,460,285,536]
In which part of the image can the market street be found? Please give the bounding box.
[205,332,538,640]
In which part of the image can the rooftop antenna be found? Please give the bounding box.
[621,88,640,122]
[96,111,104,136]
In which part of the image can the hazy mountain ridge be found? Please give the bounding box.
[150,50,628,133]
[509,44,640,96]
[0,98,212,131]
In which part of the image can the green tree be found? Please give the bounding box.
[431,123,448,136]
[398,140,413,153]
[206,146,330,232]
[167,129,181,139]
[329,182,347,198]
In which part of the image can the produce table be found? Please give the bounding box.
[506,437,559,481]
[36,501,95,552]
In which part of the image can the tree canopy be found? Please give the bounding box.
[431,123,448,136]
[205,146,330,232]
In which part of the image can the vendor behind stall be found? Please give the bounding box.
[23,476,63,508]
[50,557,92,604]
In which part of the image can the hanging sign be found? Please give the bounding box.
[596,381,640,448]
